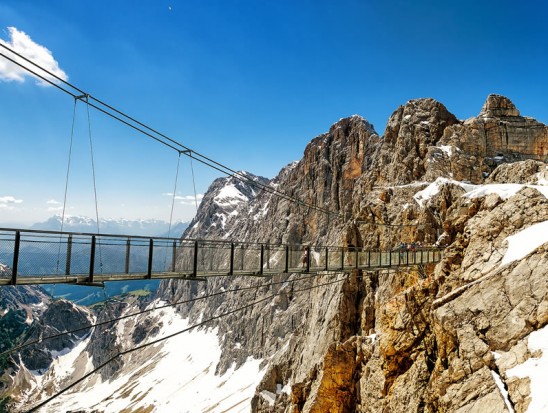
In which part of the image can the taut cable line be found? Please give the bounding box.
[0,43,427,229]
[25,274,349,413]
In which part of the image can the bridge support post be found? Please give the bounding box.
[125,239,131,274]
[11,231,20,286]
[65,234,73,275]
[193,241,199,277]
[284,245,289,273]
[229,243,235,275]
[89,235,96,283]
[260,244,264,275]
[171,240,176,272]
[147,239,153,279]
[306,246,310,273]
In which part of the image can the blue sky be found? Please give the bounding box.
[0,0,546,225]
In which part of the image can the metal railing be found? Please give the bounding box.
[0,228,444,286]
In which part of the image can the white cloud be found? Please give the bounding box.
[46,199,61,205]
[0,26,68,86]
[162,193,204,205]
[0,195,23,210]
[0,196,22,204]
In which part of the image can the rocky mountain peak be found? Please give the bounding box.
[329,114,377,137]
[479,94,521,118]
[184,171,270,239]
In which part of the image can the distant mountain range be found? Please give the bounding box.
[29,215,189,238]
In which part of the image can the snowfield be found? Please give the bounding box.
[507,325,548,413]
[501,220,548,265]
[31,305,265,413]
[413,178,548,208]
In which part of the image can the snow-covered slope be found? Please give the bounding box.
[19,303,265,412]
[31,215,189,237]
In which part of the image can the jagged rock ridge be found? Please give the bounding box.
[2,94,547,412]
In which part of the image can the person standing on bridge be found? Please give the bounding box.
[301,247,308,268]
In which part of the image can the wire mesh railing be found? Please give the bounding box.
[0,228,444,285]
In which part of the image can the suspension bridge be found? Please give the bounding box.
[0,42,444,289]
[0,227,443,286]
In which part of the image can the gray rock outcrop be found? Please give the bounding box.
[3,94,547,413]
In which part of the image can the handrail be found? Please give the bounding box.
[0,227,444,286]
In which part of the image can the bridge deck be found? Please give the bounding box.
[0,227,442,286]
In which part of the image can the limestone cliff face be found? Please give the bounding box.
[158,95,548,412]
[4,95,547,412]
[430,94,548,184]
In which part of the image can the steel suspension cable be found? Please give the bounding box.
[25,274,348,413]
[55,99,78,277]
[167,152,181,239]
[189,154,200,213]
[83,95,104,273]
[0,43,429,228]
[164,152,182,270]
[0,271,333,359]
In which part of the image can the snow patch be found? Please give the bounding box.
[490,369,515,413]
[414,178,548,208]
[413,178,475,207]
[41,307,264,413]
[214,184,248,207]
[507,325,548,413]
[463,184,548,200]
[277,382,291,395]
[501,220,548,266]
[439,145,453,157]
[536,169,548,186]
[260,390,276,406]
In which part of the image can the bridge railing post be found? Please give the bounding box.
[325,247,329,271]
[11,230,20,286]
[389,248,392,267]
[125,238,131,274]
[260,244,265,275]
[229,242,235,275]
[89,235,96,283]
[193,240,199,277]
[147,239,154,279]
[340,247,345,270]
[284,245,289,273]
[171,240,177,272]
[65,234,73,275]
[306,245,310,273]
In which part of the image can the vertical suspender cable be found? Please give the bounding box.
[84,95,103,274]
[189,153,205,268]
[167,152,182,239]
[164,152,182,271]
[189,153,199,213]
[55,99,78,279]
